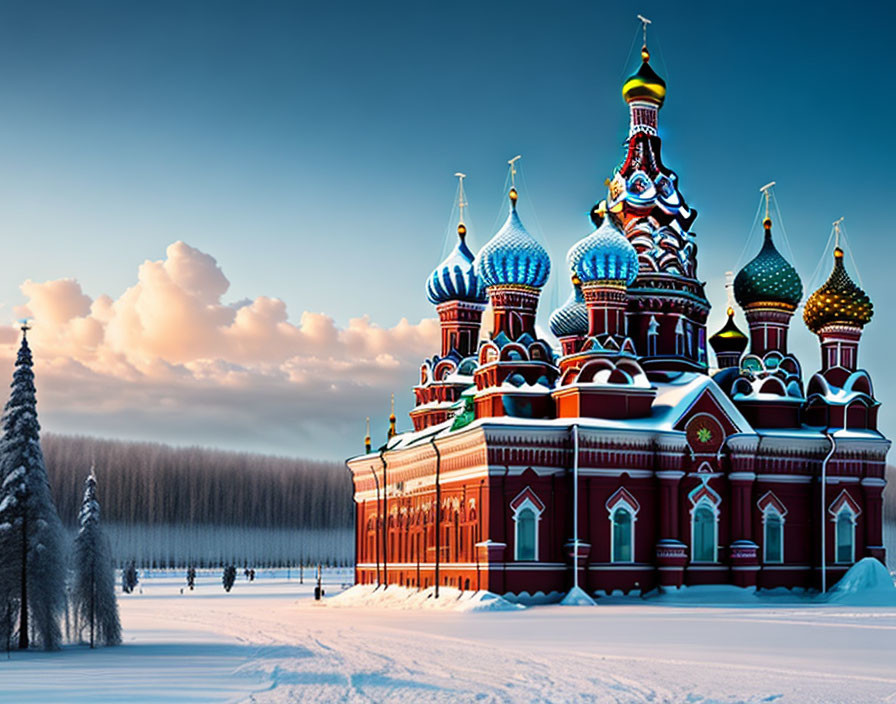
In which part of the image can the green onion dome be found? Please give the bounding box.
[803,248,873,333]
[734,218,803,310]
[622,47,666,107]
[709,307,748,356]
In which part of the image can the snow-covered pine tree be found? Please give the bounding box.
[70,472,121,647]
[0,325,66,649]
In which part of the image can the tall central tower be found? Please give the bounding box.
[599,36,710,373]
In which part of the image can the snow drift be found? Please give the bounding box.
[822,557,896,606]
[327,584,524,612]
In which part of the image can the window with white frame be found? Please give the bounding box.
[611,506,634,563]
[513,498,541,561]
[835,507,856,564]
[763,508,784,564]
[691,502,717,563]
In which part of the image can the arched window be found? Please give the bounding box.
[835,507,856,564]
[692,504,717,563]
[763,509,784,564]
[611,507,634,563]
[515,507,537,561]
[510,489,544,562]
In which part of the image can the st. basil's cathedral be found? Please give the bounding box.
[346,30,888,599]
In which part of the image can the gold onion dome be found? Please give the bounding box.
[622,46,666,107]
[803,248,873,333]
[709,307,748,356]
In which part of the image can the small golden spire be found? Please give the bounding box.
[388,394,396,439]
[833,217,844,256]
[507,155,521,209]
[364,417,371,454]
[455,172,467,230]
[637,14,651,61]
[760,181,775,229]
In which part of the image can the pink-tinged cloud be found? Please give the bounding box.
[4,241,439,458]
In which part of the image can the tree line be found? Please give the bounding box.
[42,434,353,531]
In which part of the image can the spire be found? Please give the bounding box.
[734,184,802,313]
[425,175,486,306]
[508,155,521,210]
[725,270,736,316]
[388,394,396,439]
[710,279,748,369]
[364,417,371,454]
[455,172,468,240]
[623,15,666,128]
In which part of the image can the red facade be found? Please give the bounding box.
[346,37,888,599]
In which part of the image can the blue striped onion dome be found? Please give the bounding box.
[549,281,588,338]
[567,215,639,285]
[474,190,550,289]
[426,224,487,304]
[734,218,802,310]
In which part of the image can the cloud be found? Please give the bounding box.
[3,241,440,458]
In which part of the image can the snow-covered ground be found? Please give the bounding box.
[2,566,896,703]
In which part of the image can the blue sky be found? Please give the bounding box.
[0,1,893,457]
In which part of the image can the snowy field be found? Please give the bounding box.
[2,567,896,703]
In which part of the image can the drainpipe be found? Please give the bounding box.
[572,424,580,593]
[821,431,835,594]
[821,399,858,593]
[370,463,381,586]
[428,435,442,598]
[378,447,388,587]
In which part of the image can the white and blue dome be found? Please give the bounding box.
[549,282,588,338]
[567,216,639,285]
[426,225,487,305]
[475,191,551,289]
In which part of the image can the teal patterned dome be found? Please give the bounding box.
[549,281,588,338]
[567,215,639,286]
[426,224,487,305]
[734,218,802,309]
[475,189,551,289]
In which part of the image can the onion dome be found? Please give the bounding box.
[709,307,748,356]
[622,47,666,107]
[549,278,588,338]
[803,248,873,333]
[734,218,803,310]
[426,223,487,304]
[475,189,550,289]
[567,215,639,285]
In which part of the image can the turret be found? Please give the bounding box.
[475,184,550,340]
[425,174,487,357]
[804,234,873,372]
[598,18,709,372]
[567,213,638,340]
[709,307,748,369]
[734,203,802,356]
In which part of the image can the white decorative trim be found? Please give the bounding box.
[760,500,785,565]
[607,494,638,564]
[729,472,757,481]
[689,478,720,564]
[511,493,544,562]
[755,474,812,484]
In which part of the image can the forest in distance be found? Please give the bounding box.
[41,433,353,568]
